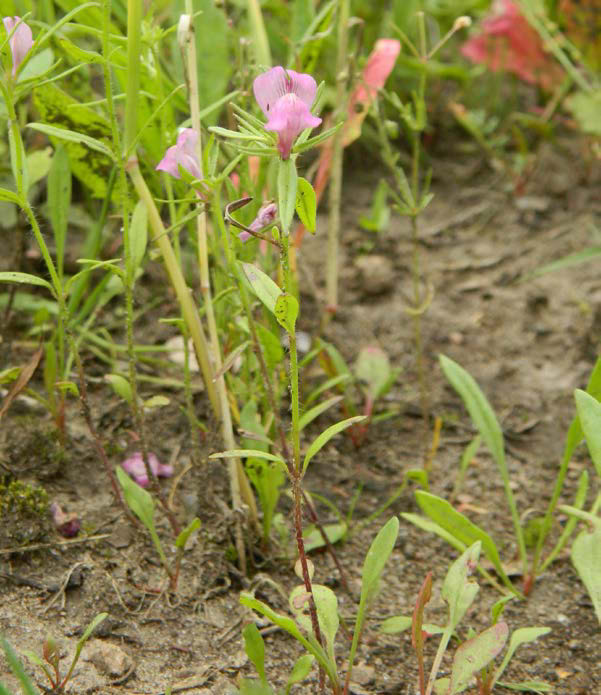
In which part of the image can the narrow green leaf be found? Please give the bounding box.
[209,449,285,466]
[299,396,343,432]
[0,271,55,296]
[495,680,551,693]
[241,262,282,314]
[415,491,516,594]
[303,521,347,552]
[27,122,115,160]
[47,144,71,279]
[277,157,298,232]
[440,355,505,469]
[295,177,316,234]
[0,186,21,204]
[116,466,155,531]
[1,637,41,695]
[175,517,201,550]
[286,653,314,690]
[76,613,108,651]
[443,542,481,629]
[361,517,400,603]
[242,623,267,685]
[493,627,551,687]
[303,416,366,473]
[128,199,148,280]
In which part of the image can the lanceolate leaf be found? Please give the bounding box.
[303,416,366,474]
[448,622,508,694]
[27,122,115,160]
[241,262,282,314]
[0,272,56,296]
[415,491,516,594]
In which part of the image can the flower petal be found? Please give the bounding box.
[156,128,201,179]
[286,69,318,108]
[253,66,290,118]
[3,16,33,76]
[121,451,173,487]
[264,93,322,159]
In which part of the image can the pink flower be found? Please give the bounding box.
[460,0,562,90]
[121,452,173,488]
[3,16,33,77]
[253,66,322,159]
[50,502,81,538]
[156,128,201,179]
[239,201,278,242]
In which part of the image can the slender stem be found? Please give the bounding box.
[183,3,255,570]
[325,0,350,316]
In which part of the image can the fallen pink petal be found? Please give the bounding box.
[121,452,174,488]
[156,128,202,180]
[2,16,33,77]
[50,502,81,538]
[253,66,322,159]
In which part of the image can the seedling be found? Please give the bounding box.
[24,613,108,694]
[404,354,601,596]
[381,543,550,694]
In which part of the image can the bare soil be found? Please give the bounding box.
[1,136,601,695]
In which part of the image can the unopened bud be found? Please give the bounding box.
[453,16,472,30]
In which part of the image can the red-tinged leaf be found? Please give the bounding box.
[412,571,433,651]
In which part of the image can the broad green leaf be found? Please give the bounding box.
[47,144,71,279]
[175,517,201,550]
[209,449,285,466]
[195,0,232,126]
[493,627,551,686]
[449,622,508,694]
[571,521,601,624]
[277,157,298,232]
[355,346,396,402]
[415,491,515,593]
[255,323,284,369]
[238,679,274,695]
[303,521,347,552]
[0,272,55,296]
[295,177,316,234]
[286,654,314,691]
[299,396,343,432]
[26,147,53,192]
[566,89,601,135]
[574,389,601,478]
[442,542,481,629]
[303,416,366,473]
[275,293,299,333]
[241,262,282,314]
[401,512,467,554]
[289,584,339,666]
[128,199,148,281]
[242,623,267,685]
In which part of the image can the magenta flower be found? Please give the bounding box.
[2,16,33,77]
[121,452,174,488]
[460,0,563,90]
[239,201,278,242]
[50,502,81,538]
[253,67,322,159]
[156,128,201,179]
